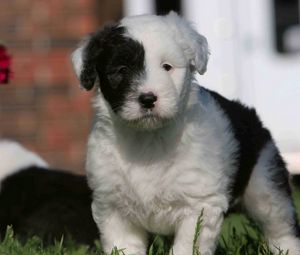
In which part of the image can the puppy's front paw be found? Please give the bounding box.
[170,245,214,255]
[170,244,192,255]
[103,239,147,255]
[108,246,146,255]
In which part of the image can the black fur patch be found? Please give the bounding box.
[81,25,145,112]
[0,167,98,245]
[269,150,291,196]
[203,88,272,200]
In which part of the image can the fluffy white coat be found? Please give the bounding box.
[72,12,300,255]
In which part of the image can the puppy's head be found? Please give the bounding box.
[71,12,209,130]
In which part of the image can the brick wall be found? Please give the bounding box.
[0,0,123,174]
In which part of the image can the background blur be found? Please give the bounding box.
[0,0,299,174]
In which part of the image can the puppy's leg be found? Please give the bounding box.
[172,205,224,255]
[243,142,300,255]
[92,202,147,255]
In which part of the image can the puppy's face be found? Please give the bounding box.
[72,13,209,130]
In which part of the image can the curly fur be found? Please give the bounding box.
[72,12,300,255]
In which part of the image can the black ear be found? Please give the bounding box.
[71,25,119,91]
[71,37,98,91]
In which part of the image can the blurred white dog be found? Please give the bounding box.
[72,12,300,255]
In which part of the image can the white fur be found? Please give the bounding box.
[72,13,300,255]
[71,38,89,89]
[115,13,209,130]
[0,140,48,189]
[71,46,84,79]
[121,12,209,75]
[87,84,238,255]
[243,141,300,255]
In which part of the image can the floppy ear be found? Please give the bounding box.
[71,26,117,91]
[165,11,210,75]
[71,37,98,91]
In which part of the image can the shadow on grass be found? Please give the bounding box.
[2,186,300,255]
[0,219,288,255]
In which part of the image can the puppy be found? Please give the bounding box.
[0,140,98,245]
[71,12,300,255]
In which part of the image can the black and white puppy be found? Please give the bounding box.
[0,140,98,245]
[72,12,300,255]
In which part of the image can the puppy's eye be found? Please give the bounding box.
[162,63,173,72]
[113,66,127,74]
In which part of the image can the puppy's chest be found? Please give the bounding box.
[113,159,204,233]
[98,128,229,233]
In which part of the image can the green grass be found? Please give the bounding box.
[0,218,288,255]
[1,188,300,255]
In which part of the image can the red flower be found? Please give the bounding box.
[0,45,12,84]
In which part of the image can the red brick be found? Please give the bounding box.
[0,0,122,173]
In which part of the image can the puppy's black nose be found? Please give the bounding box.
[138,92,157,109]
